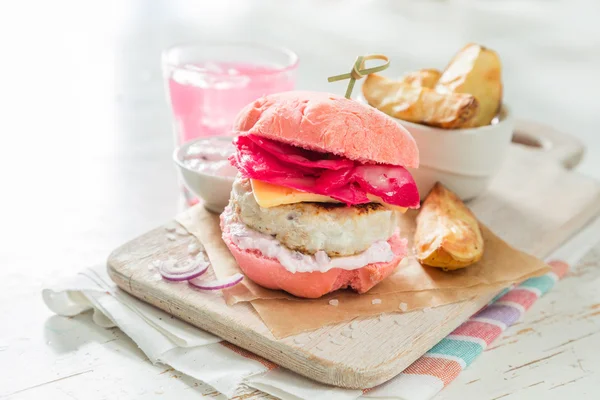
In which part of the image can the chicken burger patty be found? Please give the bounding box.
[229,177,401,257]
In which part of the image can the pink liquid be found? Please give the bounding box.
[167,62,295,144]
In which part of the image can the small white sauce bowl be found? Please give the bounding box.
[400,106,514,200]
[173,136,236,213]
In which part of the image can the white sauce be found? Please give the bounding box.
[223,207,394,273]
[181,138,238,177]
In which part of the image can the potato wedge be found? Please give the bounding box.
[401,68,441,88]
[362,74,479,129]
[435,43,502,127]
[415,183,484,270]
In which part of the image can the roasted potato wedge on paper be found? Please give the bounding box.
[435,43,503,127]
[415,183,484,270]
[401,68,442,88]
[362,74,479,129]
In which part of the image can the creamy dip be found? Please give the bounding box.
[181,138,238,177]
[223,206,395,273]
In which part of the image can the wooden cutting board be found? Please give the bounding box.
[107,121,600,389]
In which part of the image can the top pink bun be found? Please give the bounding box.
[233,91,419,168]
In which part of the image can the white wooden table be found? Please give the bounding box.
[1,0,599,398]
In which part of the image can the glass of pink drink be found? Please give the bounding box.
[162,42,299,205]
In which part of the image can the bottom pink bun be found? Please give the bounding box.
[221,217,407,299]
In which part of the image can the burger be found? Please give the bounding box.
[220,91,420,298]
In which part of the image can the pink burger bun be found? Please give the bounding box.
[233,91,419,168]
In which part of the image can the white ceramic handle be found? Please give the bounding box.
[512,120,585,170]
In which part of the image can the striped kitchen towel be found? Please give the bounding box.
[359,260,570,399]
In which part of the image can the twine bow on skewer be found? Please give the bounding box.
[327,54,390,99]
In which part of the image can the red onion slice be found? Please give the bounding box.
[353,165,420,208]
[231,136,315,177]
[159,259,210,282]
[231,137,369,204]
[315,167,355,190]
[246,134,354,170]
[188,273,244,290]
[231,134,419,207]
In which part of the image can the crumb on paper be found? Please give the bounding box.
[341,330,353,338]
[330,338,343,345]
[163,258,177,268]
[165,223,176,232]
[399,302,408,312]
[293,336,309,345]
[152,260,162,268]
[350,321,359,330]
[188,243,200,255]
[329,299,339,306]
[372,299,382,305]
[316,345,324,351]
[175,227,188,236]
[378,314,385,321]
[422,307,432,312]
[166,233,176,241]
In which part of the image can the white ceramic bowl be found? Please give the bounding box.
[173,136,236,213]
[399,106,514,200]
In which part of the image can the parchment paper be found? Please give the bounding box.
[177,205,549,337]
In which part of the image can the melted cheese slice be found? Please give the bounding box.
[250,179,407,212]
